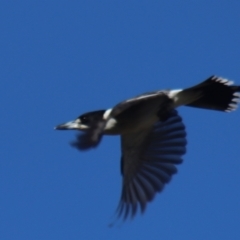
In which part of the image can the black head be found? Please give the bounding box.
[55,110,106,131]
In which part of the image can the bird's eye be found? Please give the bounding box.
[80,116,89,124]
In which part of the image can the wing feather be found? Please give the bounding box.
[116,110,187,220]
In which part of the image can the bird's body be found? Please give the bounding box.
[104,93,169,134]
[55,75,240,220]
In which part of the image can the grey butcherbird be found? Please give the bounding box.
[55,75,240,220]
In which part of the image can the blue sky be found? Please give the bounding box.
[1,1,240,239]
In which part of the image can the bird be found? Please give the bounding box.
[55,75,240,221]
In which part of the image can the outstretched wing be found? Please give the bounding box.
[116,110,187,220]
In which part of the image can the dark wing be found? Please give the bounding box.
[116,110,187,220]
[110,91,170,118]
[71,120,107,150]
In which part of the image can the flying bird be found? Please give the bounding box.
[55,75,240,220]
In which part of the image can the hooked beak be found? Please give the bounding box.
[55,120,79,130]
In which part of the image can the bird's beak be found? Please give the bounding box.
[55,120,79,130]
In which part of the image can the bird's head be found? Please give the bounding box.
[55,110,106,131]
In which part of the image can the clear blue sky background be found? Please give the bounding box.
[1,1,240,239]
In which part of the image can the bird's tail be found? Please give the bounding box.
[182,76,240,112]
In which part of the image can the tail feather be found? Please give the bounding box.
[184,76,240,112]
